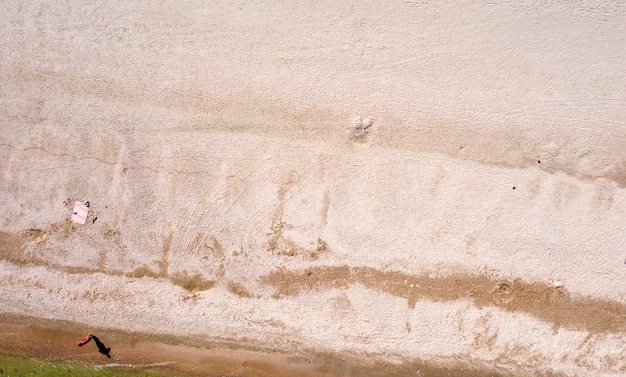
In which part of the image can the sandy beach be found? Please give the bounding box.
[0,313,525,377]
[1,1,625,376]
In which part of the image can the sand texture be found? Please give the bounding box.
[1,1,625,376]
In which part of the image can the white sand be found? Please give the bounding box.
[1,1,625,376]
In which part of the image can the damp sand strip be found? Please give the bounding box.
[0,314,527,377]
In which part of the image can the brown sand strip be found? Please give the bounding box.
[260,265,626,333]
[0,230,215,293]
[0,314,324,377]
[0,313,536,377]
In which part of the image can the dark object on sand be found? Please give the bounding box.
[77,333,111,358]
[91,335,111,358]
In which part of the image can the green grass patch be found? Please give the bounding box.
[0,354,177,377]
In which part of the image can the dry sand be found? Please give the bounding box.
[1,1,625,376]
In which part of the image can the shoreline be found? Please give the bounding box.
[0,313,522,377]
[0,313,325,377]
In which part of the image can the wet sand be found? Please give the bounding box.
[0,314,325,377]
[0,314,519,377]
